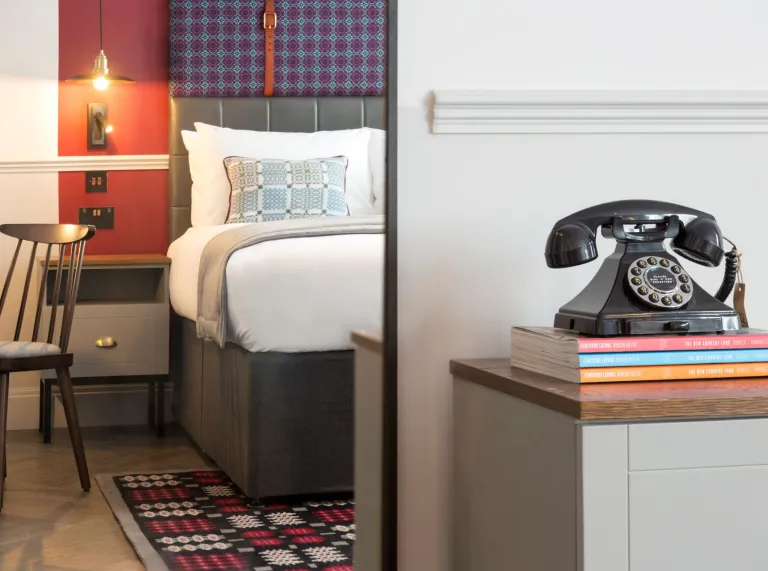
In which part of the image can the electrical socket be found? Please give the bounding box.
[85,171,107,193]
[78,206,114,230]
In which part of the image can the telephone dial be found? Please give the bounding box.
[544,200,741,336]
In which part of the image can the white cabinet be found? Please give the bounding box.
[452,366,768,571]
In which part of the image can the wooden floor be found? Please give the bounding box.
[0,425,207,570]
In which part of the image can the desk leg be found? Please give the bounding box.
[148,378,156,432]
[156,375,165,438]
[38,379,44,433]
[42,380,53,444]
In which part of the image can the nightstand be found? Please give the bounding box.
[38,254,170,442]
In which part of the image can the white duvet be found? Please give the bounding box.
[168,223,384,353]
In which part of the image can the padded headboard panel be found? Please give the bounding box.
[168,96,385,243]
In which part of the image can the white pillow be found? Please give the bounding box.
[180,130,210,227]
[191,123,376,226]
[366,128,386,214]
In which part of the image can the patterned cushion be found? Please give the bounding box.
[223,156,350,224]
[0,341,61,359]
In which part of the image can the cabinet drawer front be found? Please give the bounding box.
[629,468,768,571]
[629,418,768,471]
[68,317,156,366]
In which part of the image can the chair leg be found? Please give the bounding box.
[0,373,9,510]
[55,367,90,492]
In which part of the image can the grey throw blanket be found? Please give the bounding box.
[196,215,385,347]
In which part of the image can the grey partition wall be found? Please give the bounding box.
[168,96,386,243]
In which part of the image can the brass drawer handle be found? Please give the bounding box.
[95,336,117,349]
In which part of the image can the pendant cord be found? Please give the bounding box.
[99,0,103,51]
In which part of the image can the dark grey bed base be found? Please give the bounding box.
[169,96,385,499]
[171,317,354,498]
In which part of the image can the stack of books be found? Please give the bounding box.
[510,326,768,383]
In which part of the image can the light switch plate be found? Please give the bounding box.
[78,206,114,229]
[85,171,107,193]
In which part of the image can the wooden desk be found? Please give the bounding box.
[39,254,170,442]
[452,359,768,571]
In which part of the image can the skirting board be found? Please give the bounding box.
[431,90,768,134]
[7,383,173,431]
[0,155,169,174]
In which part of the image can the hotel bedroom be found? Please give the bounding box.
[0,1,392,570]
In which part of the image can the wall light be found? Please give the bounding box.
[65,0,135,90]
[87,103,112,149]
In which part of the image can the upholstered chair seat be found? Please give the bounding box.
[0,341,61,359]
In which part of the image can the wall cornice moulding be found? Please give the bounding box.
[432,90,768,134]
[0,155,170,174]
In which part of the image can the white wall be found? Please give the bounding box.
[397,2,768,570]
[0,1,162,431]
[0,0,61,417]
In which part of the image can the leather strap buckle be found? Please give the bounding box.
[263,0,276,97]
[263,11,277,29]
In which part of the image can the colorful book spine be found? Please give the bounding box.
[578,333,768,354]
[579,362,768,383]
[578,349,768,368]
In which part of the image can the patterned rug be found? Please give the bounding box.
[96,470,355,571]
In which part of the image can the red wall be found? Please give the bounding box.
[59,0,169,254]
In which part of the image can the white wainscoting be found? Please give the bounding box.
[0,154,170,174]
[432,90,768,134]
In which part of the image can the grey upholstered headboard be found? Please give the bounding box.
[168,96,386,243]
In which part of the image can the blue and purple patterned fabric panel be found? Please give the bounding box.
[170,0,386,97]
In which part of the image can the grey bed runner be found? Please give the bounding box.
[197,215,385,347]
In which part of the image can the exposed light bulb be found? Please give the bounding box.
[93,76,109,91]
[105,124,113,133]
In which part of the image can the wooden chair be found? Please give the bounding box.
[0,224,96,510]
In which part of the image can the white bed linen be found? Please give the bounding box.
[167,223,384,353]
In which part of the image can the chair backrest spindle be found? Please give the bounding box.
[47,243,66,344]
[59,242,79,350]
[60,241,87,353]
[0,240,22,320]
[14,242,38,341]
[32,244,53,342]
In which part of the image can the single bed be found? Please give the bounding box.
[168,96,385,499]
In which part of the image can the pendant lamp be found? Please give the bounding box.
[65,0,134,90]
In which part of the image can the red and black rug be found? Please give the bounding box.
[97,470,355,571]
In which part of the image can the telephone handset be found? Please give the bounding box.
[544,200,741,336]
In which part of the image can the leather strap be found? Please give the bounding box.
[263,0,277,96]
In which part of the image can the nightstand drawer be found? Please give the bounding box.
[41,306,169,378]
[68,316,157,366]
[629,418,768,471]
[38,255,170,380]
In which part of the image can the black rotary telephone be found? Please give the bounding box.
[544,200,742,336]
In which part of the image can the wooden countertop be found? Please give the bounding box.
[42,254,171,267]
[451,358,768,421]
[350,330,383,354]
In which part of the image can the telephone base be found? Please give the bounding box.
[554,311,741,337]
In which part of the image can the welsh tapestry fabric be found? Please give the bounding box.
[169,0,386,97]
[224,156,349,224]
[99,470,355,571]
